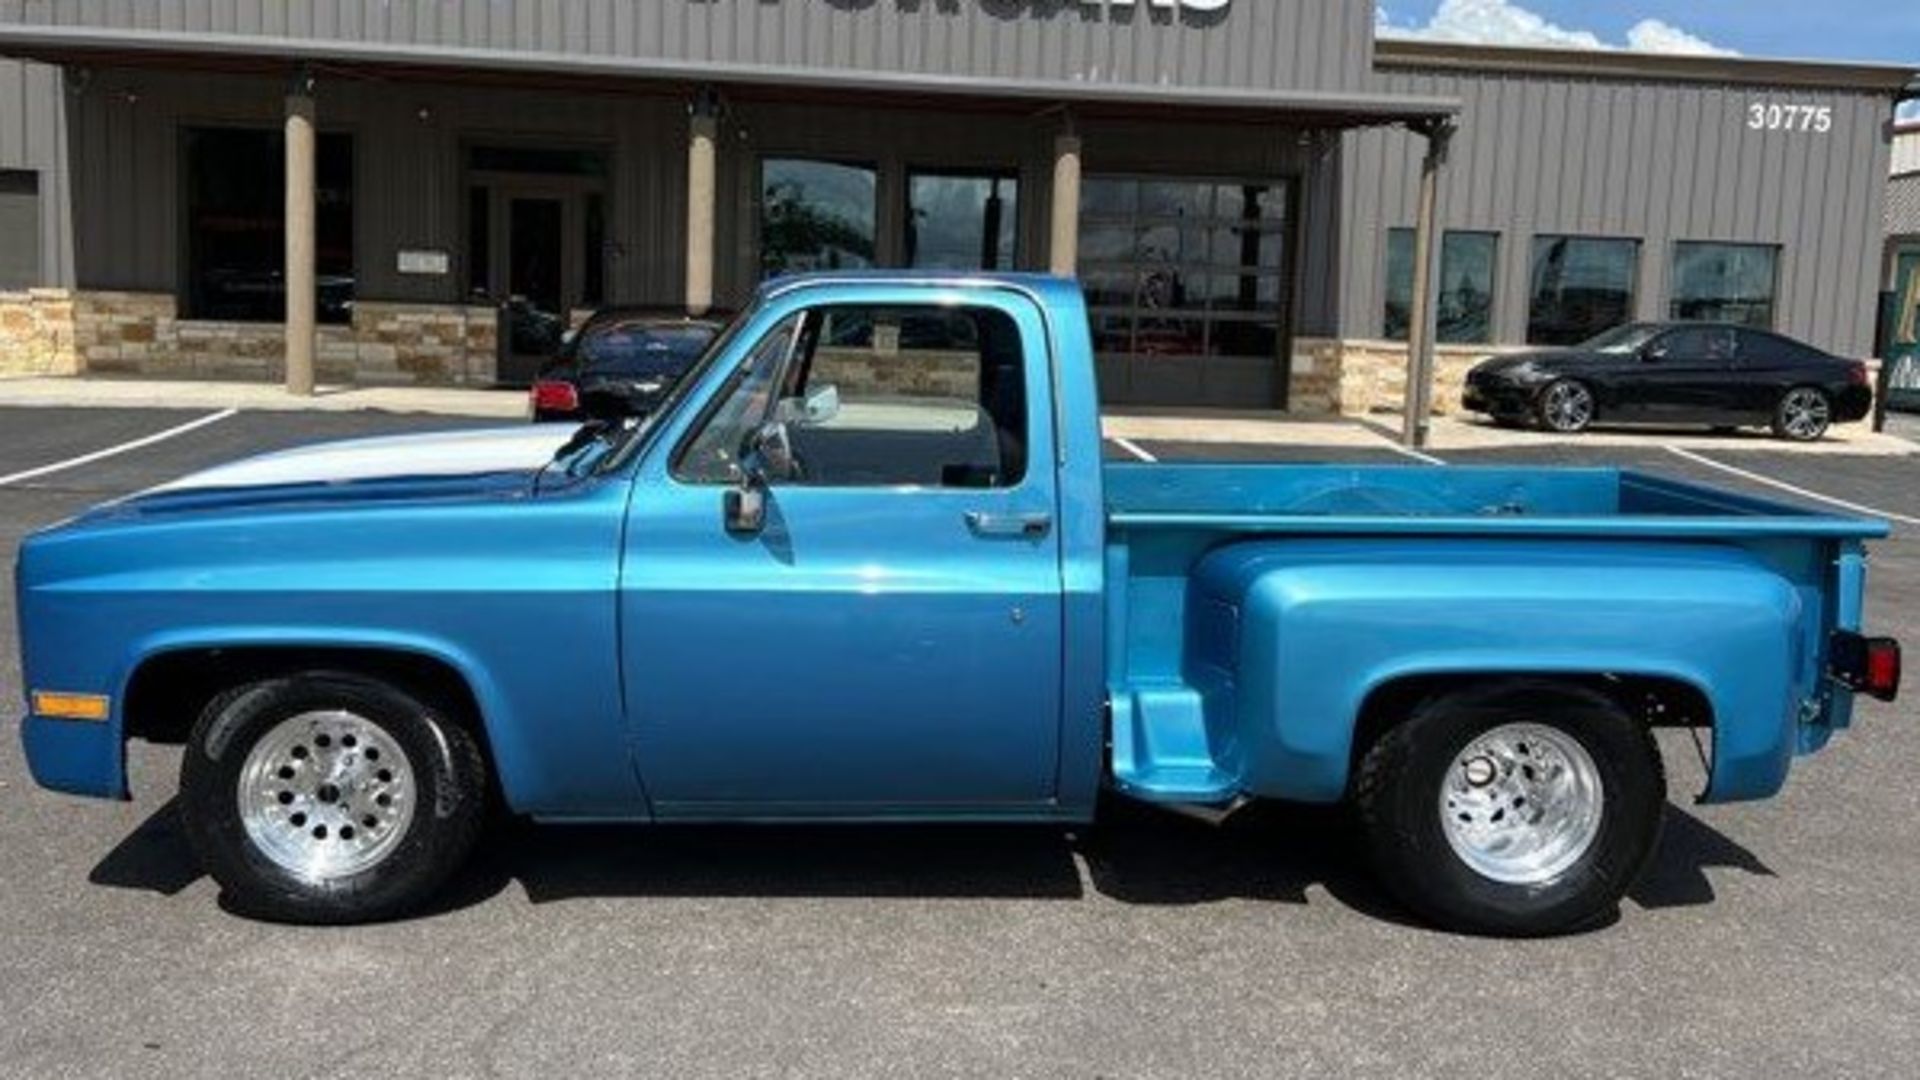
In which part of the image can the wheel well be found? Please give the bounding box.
[123,646,489,753]
[1351,672,1712,777]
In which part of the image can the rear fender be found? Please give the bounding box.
[1187,539,1808,805]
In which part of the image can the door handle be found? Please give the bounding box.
[965,511,1053,539]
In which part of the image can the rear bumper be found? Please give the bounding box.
[1835,385,1874,423]
[19,714,126,800]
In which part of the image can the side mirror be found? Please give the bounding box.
[1642,344,1669,363]
[775,384,842,428]
[724,421,795,536]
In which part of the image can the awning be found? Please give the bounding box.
[0,23,1461,129]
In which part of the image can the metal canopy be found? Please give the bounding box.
[0,23,1461,129]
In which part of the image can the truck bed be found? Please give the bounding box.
[1101,463,1890,808]
[1104,462,1890,539]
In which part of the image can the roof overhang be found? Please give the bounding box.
[0,24,1459,129]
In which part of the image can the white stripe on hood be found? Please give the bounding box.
[148,424,580,494]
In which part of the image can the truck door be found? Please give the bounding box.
[618,288,1064,815]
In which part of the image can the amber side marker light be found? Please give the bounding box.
[32,692,111,722]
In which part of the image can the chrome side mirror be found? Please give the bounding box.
[724,421,793,536]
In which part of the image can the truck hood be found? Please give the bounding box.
[146,424,580,495]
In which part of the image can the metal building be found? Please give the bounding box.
[0,2,1913,418]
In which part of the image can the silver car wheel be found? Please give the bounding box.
[1779,388,1831,441]
[1541,381,1595,432]
[237,710,417,883]
[1438,722,1604,886]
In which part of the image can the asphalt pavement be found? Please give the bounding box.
[2,405,1917,1078]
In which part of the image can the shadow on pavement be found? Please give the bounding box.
[87,795,1772,929]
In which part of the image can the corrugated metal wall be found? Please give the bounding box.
[0,57,72,285]
[1341,63,1895,356]
[64,67,687,305]
[0,0,1377,95]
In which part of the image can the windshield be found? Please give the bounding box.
[1577,323,1664,354]
[576,320,721,379]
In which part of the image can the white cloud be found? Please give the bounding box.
[1623,18,1739,57]
[1378,1,1739,57]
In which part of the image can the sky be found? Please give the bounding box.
[1375,0,1920,117]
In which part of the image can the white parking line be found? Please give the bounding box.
[1111,436,1159,463]
[1665,445,1920,527]
[1381,441,1448,466]
[0,409,240,488]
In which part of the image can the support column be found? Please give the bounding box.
[685,91,719,316]
[1402,119,1453,450]
[284,75,317,396]
[1049,127,1082,278]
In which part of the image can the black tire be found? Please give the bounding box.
[1771,386,1832,442]
[1535,379,1596,434]
[1354,681,1665,937]
[178,672,488,924]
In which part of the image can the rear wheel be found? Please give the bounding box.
[1772,386,1832,442]
[178,672,487,924]
[1354,682,1666,937]
[1536,379,1596,434]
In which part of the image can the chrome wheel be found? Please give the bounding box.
[1540,381,1595,432]
[1778,388,1831,441]
[1438,723,1604,886]
[237,710,416,883]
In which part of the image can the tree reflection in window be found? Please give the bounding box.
[761,159,877,278]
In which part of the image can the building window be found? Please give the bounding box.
[1670,242,1779,328]
[1078,176,1294,406]
[906,171,1019,270]
[185,128,354,324]
[1384,230,1498,344]
[0,170,40,290]
[1527,236,1640,346]
[760,159,877,278]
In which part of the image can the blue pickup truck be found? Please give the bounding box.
[15,274,1903,935]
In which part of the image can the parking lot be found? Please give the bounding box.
[1,404,1917,1078]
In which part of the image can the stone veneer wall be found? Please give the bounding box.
[1289,337,1527,417]
[0,289,80,376]
[55,291,498,384]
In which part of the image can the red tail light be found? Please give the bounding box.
[531,379,580,415]
[1849,363,1870,387]
[1832,632,1901,702]
[1866,640,1902,701]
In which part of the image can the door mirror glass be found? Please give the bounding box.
[1641,342,1669,362]
[777,384,841,428]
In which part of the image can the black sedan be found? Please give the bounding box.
[530,308,729,423]
[1463,323,1875,441]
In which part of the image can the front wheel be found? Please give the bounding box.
[1772,386,1832,442]
[1536,379,1596,434]
[178,673,488,924]
[1354,682,1666,937]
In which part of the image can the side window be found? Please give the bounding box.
[677,303,1030,490]
[788,305,1028,489]
[1661,327,1735,361]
